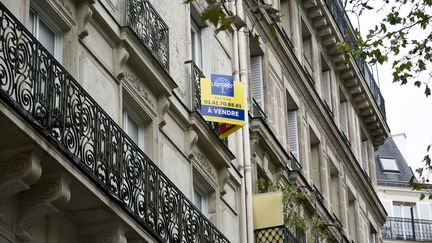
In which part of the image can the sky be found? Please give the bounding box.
[347,3,432,176]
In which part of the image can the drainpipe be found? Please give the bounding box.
[236,0,254,242]
[230,1,248,242]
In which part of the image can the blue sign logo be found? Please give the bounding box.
[211,74,234,97]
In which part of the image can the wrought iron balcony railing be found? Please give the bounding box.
[126,0,169,71]
[382,217,432,241]
[255,226,300,243]
[324,0,386,119]
[186,60,228,145]
[0,3,229,243]
[290,152,302,171]
[251,97,267,120]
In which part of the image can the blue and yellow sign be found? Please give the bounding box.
[201,74,245,127]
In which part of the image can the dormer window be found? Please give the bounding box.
[379,157,399,172]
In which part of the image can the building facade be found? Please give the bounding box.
[376,137,432,242]
[0,0,388,242]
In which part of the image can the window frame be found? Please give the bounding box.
[379,156,400,173]
[28,5,63,61]
[123,107,145,148]
[190,19,202,68]
[193,181,209,216]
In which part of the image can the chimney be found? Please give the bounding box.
[391,133,408,161]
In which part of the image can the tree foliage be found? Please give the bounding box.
[183,0,280,42]
[343,0,432,199]
[256,179,332,241]
[341,0,432,96]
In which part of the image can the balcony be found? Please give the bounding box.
[382,217,432,241]
[126,0,169,71]
[186,60,228,145]
[290,152,302,171]
[251,97,267,120]
[0,3,229,243]
[324,0,386,119]
[255,226,299,243]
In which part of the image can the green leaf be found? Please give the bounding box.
[423,155,431,166]
[425,86,431,97]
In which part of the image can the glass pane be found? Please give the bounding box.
[402,205,412,219]
[380,158,399,171]
[394,205,402,217]
[126,115,139,145]
[193,188,202,211]
[38,19,55,55]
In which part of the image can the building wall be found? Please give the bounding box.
[0,0,388,242]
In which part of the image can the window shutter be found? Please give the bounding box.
[250,55,264,109]
[340,101,349,140]
[417,202,431,220]
[321,70,332,109]
[288,110,299,160]
[361,140,369,174]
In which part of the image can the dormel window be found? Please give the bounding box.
[380,157,399,172]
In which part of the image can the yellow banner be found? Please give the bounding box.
[200,74,245,126]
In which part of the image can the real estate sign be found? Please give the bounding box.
[200,74,245,137]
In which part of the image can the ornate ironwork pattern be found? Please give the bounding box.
[126,0,169,71]
[290,152,302,171]
[251,97,267,120]
[0,3,229,243]
[324,0,386,119]
[255,226,300,243]
[382,217,432,241]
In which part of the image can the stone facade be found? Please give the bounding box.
[0,0,388,242]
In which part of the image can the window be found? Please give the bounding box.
[321,56,332,111]
[370,225,377,243]
[193,187,207,214]
[190,19,202,68]
[393,203,414,239]
[339,100,349,141]
[361,139,369,175]
[287,92,299,161]
[288,110,299,159]
[301,19,313,83]
[379,157,399,172]
[123,109,145,148]
[193,178,210,217]
[250,55,264,109]
[28,8,61,58]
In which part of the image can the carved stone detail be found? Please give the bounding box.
[17,174,71,241]
[123,72,155,109]
[218,169,230,196]
[55,0,73,16]
[274,167,283,186]
[0,152,42,204]
[158,95,170,128]
[96,227,127,243]
[193,152,216,181]
[116,44,130,80]
[78,2,94,39]
[187,128,198,160]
